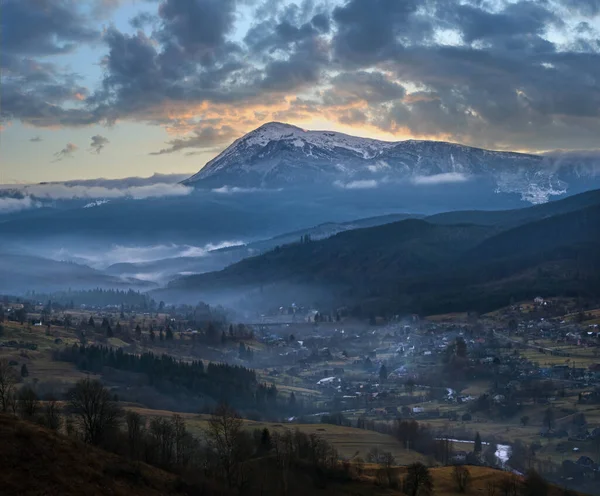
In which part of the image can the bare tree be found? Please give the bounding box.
[452,465,471,493]
[0,359,17,413]
[205,403,245,488]
[381,451,397,488]
[486,481,497,496]
[522,469,548,496]
[125,410,145,459]
[42,395,62,430]
[403,462,434,496]
[67,378,122,446]
[17,385,39,419]
[149,417,175,468]
[272,431,294,496]
[498,475,520,496]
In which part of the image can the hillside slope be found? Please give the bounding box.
[161,192,600,314]
[426,188,600,227]
[0,415,587,496]
[0,415,196,496]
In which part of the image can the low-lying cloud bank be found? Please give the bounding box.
[410,172,470,185]
[16,182,193,201]
[212,186,282,194]
[334,179,379,189]
[0,196,41,214]
[0,173,195,212]
[53,241,244,268]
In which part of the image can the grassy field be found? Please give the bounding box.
[125,406,427,464]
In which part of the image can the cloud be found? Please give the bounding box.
[334,179,379,189]
[53,240,245,268]
[324,71,406,105]
[2,0,600,155]
[212,185,280,194]
[150,125,237,155]
[366,161,390,173]
[0,174,195,203]
[89,135,109,154]
[60,173,192,188]
[52,142,78,162]
[9,183,192,201]
[410,172,470,185]
[1,0,99,56]
[0,196,41,214]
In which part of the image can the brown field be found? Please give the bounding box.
[125,406,427,464]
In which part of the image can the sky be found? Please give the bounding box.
[1,0,600,184]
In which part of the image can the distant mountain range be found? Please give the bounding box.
[159,189,600,315]
[0,253,155,294]
[184,122,600,204]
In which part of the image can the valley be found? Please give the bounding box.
[2,128,600,496]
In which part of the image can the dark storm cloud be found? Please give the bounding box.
[324,71,406,105]
[562,0,600,15]
[0,54,108,128]
[130,12,159,29]
[1,0,600,152]
[0,1,103,128]
[331,0,431,65]
[372,44,600,149]
[311,13,330,33]
[260,37,329,90]
[440,2,560,44]
[1,0,99,55]
[158,0,238,64]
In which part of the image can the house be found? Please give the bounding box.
[576,456,595,469]
[317,376,339,386]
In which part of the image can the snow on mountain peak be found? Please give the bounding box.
[239,121,394,157]
[182,122,600,203]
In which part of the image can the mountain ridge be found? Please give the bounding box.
[159,189,600,313]
[183,122,599,204]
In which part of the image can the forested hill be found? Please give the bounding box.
[425,188,600,227]
[169,219,495,288]
[162,190,600,315]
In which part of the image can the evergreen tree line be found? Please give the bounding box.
[56,344,277,410]
[29,289,153,309]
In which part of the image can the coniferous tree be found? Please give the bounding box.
[379,363,388,382]
[474,432,482,453]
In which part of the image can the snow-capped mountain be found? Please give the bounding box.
[184,122,599,204]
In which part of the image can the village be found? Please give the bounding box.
[2,294,600,491]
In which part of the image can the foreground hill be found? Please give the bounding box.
[0,415,585,496]
[161,191,600,314]
[0,415,194,496]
